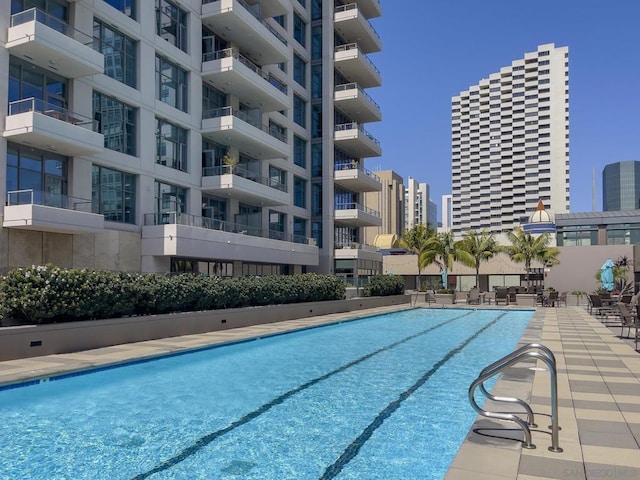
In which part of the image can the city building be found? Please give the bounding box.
[440,194,452,233]
[404,176,433,230]
[363,170,404,246]
[451,43,570,235]
[602,160,640,211]
[1,0,383,281]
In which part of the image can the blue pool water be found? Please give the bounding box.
[0,308,532,479]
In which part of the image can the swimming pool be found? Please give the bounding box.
[0,308,532,479]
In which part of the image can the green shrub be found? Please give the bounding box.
[435,288,456,294]
[363,275,405,297]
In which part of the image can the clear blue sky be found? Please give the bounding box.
[366,0,640,218]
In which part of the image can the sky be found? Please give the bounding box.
[366,0,640,219]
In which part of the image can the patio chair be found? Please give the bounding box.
[466,288,481,305]
[495,288,509,305]
[557,291,568,307]
[588,294,618,321]
[543,291,559,307]
[616,303,637,340]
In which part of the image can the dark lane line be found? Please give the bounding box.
[131,311,474,479]
[319,313,506,480]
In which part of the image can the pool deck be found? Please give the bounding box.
[1,301,639,479]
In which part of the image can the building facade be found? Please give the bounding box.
[451,43,570,235]
[602,160,640,211]
[404,176,432,230]
[440,193,452,233]
[363,170,405,245]
[1,0,383,280]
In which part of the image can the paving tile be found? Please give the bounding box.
[569,379,614,394]
[582,446,640,467]
[584,464,640,480]
[518,456,586,480]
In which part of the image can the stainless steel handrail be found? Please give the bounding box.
[468,343,562,452]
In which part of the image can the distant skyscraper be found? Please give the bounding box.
[451,43,570,235]
[404,177,432,230]
[602,161,640,211]
[440,194,453,232]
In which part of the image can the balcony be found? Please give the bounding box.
[334,83,381,123]
[3,189,104,234]
[201,0,289,65]
[354,0,381,18]
[334,161,381,192]
[334,202,381,227]
[334,4,381,54]
[202,47,289,112]
[334,43,381,88]
[201,165,289,206]
[243,0,291,17]
[7,8,103,78]
[334,242,382,262]
[334,122,382,158]
[201,106,288,159]
[142,212,318,266]
[3,98,104,156]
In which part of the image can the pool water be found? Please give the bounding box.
[0,308,532,479]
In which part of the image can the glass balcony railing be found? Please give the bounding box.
[334,122,381,147]
[334,161,380,183]
[202,164,287,192]
[11,7,94,46]
[144,212,312,245]
[202,106,287,143]
[8,98,97,130]
[335,82,380,110]
[334,3,380,40]
[335,241,379,252]
[335,202,380,217]
[334,43,380,76]
[7,189,97,213]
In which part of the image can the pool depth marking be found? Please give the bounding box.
[319,312,506,480]
[131,311,474,480]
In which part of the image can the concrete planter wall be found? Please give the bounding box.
[0,295,410,362]
[434,293,456,304]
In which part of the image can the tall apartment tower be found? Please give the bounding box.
[602,161,640,211]
[363,170,405,245]
[451,43,570,235]
[404,176,433,230]
[1,0,383,282]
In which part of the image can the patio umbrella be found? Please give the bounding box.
[441,268,447,289]
[600,259,615,291]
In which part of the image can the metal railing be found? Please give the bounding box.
[202,106,287,143]
[202,0,287,46]
[335,202,380,217]
[334,43,381,76]
[144,211,313,245]
[201,165,287,192]
[335,242,379,252]
[8,98,97,130]
[468,343,562,452]
[335,82,381,111]
[11,7,95,46]
[334,3,380,40]
[334,160,381,183]
[6,189,97,213]
[334,122,381,147]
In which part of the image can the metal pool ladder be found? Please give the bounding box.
[468,343,562,452]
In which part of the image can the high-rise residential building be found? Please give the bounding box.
[451,43,570,235]
[363,170,405,245]
[440,194,453,232]
[602,161,640,211]
[1,0,383,282]
[404,176,433,230]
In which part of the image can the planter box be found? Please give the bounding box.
[434,293,456,304]
[0,295,411,362]
[515,294,538,307]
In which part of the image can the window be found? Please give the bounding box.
[311,103,322,137]
[294,176,307,207]
[294,13,306,47]
[202,195,227,224]
[93,19,137,88]
[294,135,307,168]
[311,182,322,215]
[311,0,322,20]
[156,0,187,52]
[269,165,287,191]
[311,64,322,98]
[293,217,307,243]
[311,143,322,176]
[273,15,286,28]
[156,55,188,112]
[92,165,136,223]
[269,211,286,240]
[93,91,137,155]
[293,54,307,87]
[297,0,306,6]
[103,0,136,19]
[156,117,187,171]
[156,181,186,219]
[269,120,287,143]
[9,57,68,112]
[294,95,307,127]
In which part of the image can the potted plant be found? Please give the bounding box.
[222,152,238,174]
[571,290,586,306]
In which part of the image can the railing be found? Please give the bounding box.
[334,161,381,183]
[11,7,95,46]
[202,0,288,46]
[335,242,379,252]
[334,43,381,76]
[334,3,381,40]
[335,82,381,111]
[202,106,287,143]
[6,189,97,213]
[144,212,313,245]
[8,98,97,130]
[469,343,562,452]
[335,202,380,217]
[334,122,381,147]
[201,165,287,192]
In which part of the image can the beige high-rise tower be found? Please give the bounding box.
[451,43,569,235]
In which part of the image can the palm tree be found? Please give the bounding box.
[424,231,464,290]
[400,224,435,290]
[457,229,499,289]
[503,227,560,290]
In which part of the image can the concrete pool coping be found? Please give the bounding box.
[0,301,638,479]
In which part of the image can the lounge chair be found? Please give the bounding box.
[543,291,559,307]
[588,294,618,320]
[617,303,637,340]
[466,288,481,305]
[495,288,509,305]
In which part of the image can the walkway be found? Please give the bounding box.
[1,302,639,479]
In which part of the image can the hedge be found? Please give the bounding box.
[362,274,405,297]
